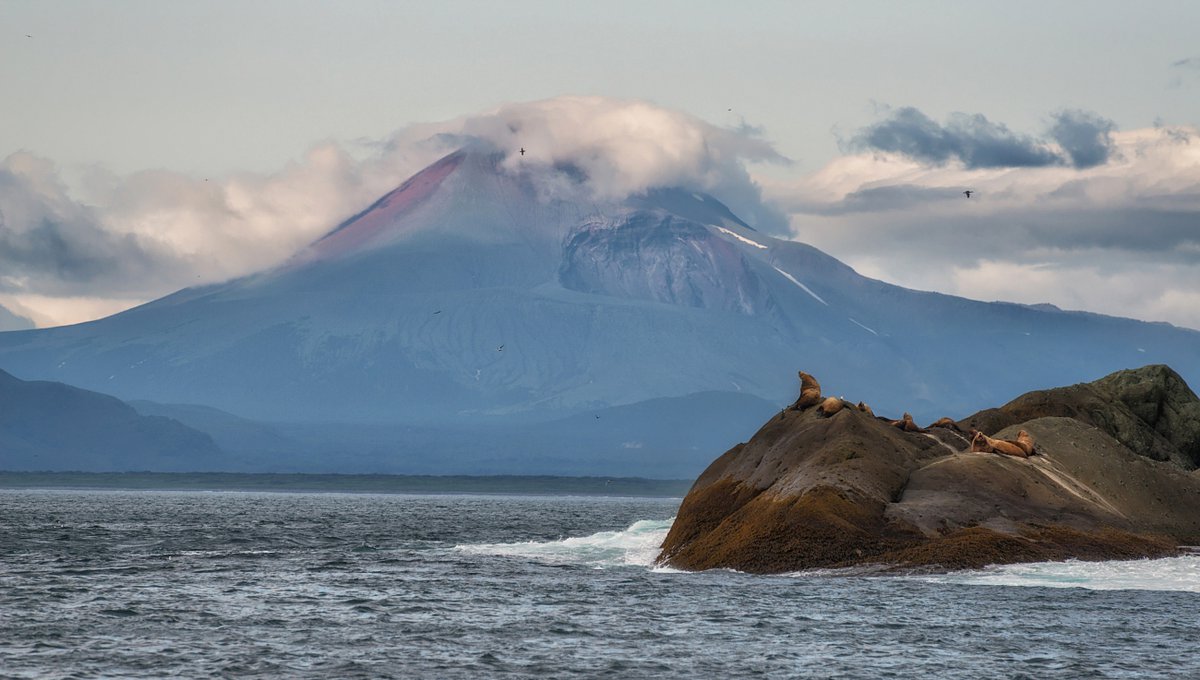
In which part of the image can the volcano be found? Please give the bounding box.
[1,149,1197,475]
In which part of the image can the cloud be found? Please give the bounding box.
[0,153,175,296]
[851,107,1062,169]
[767,124,1200,330]
[403,96,791,232]
[850,106,1119,170]
[0,97,788,326]
[1047,110,1117,168]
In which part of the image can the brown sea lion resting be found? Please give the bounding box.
[890,412,924,433]
[856,401,874,417]
[1014,430,1036,456]
[969,431,1031,458]
[793,371,822,410]
[817,396,846,416]
[929,417,963,432]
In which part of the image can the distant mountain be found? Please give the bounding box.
[0,304,33,331]
[0,148,1197,475]
[0,369,225,471]
[132,391,775,477]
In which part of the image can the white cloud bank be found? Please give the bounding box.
[2,97,1198,332]
[0,96,784,327]
[768,124,1200,330]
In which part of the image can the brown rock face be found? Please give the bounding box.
[959,364,1200,470]
[657,366,1200,573]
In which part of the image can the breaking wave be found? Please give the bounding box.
[915,554,1200,592]
[454,517,673,569]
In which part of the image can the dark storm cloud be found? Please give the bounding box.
[1047,110,1117,168]
[0,217,158,291]
[851,107,1062,169]
[0,166,176,296]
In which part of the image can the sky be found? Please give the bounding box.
[2,1,1199,330]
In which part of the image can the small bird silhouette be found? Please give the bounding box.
[497,344,504,352]
[963,190,974,198]
[433,310,441,315]
[519,147,525,156]
[25,34,32,38]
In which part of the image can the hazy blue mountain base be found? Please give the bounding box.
[1,149,1197,475]
[0,370,223,471]
[133,391,775,477]
[0,304,34,332]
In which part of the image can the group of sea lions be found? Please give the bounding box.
[789,370,1037,458]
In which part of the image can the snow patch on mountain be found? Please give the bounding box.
[848,317,879,336]
[772,266,828,305]
[713,226,768,250]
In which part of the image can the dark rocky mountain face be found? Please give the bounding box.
[560,213,770,314]
[0,369,225,471]
[0,148,1197,475]
[658,365,1200,573]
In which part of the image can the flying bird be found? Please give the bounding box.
[26,34,33,38]
[497,344,504,352]
[963,190,974,198]
[433,310,442,315]
[519,147,525,156]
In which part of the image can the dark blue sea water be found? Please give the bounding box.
[2,489,1198,678]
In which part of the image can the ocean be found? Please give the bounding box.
[1,489,1197,678]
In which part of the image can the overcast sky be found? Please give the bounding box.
[2,1,1199,330]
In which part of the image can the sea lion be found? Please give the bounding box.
[817,396,846,416]
[969,431,991,453]
[1014,430,1036,456]
[970,431,1029,458]
[793,371,822,410]
[856,401,874,417]
[929,417,962,432]
[890,412,924,433]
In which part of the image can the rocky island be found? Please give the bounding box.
[657,365,1200,572]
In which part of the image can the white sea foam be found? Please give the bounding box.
[914,555,1200,592]
[455,517,674,569]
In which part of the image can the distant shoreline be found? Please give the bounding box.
[0,471,691,497]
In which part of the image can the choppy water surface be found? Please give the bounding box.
[2,490,1198,678]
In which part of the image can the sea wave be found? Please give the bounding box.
[454,517,674,569]
[915,554,1200,592]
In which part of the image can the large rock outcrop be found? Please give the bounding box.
[657,365,1200,573]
